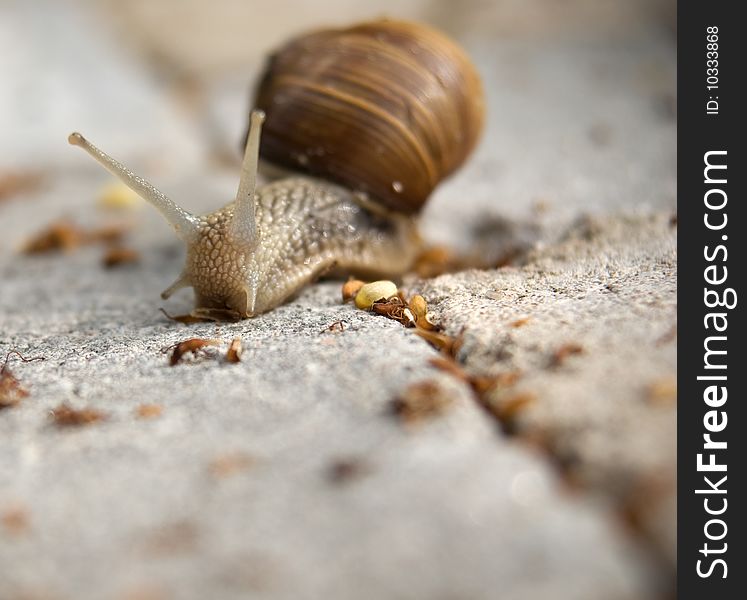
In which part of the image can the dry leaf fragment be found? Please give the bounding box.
[371,296,416,327]
[510,317,531,328]
[167,338,219,366]
[51,403,106,427]
[469,372,522,396]
[327,458,371,484]
[85,223,131,245]
[1,505,30,536]
[22,220,84,254]
[21,220,132,255]
[418,312,439,331]
[226,338,243,363]
[102,246,140,268]
[550,343,584,367]
[390,381,452,424]
[208,452,254,478]
[0,351,43,409]
[427,356,469,381]
[0,367,29,409]
[414,328,459,356]
[136,404,163,419]
[0,170,42,201]
[646,377,677,406]
[408,294,439,330]
[408,295,428,320]
[428,356,521,400]
[488,392,536,422]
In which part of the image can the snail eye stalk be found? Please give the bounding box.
[229,109,265,250]
[67,132,199,241]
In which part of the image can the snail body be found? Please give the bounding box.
[68,20,484,319]
[182,173,418,317]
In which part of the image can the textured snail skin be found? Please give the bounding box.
[185,178,418,317]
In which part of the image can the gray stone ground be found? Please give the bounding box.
[1,1,675,599]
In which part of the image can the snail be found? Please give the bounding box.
[68,19,484,320]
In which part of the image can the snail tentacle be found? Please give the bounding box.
[160,271,192,300]
[229,109,265,249]
[67,132,199,241]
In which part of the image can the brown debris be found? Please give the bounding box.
[549,342,584,367]
[470,372,522,396]
[166,338,219,366]
[341,279,365,303]
[158,308,209,325]
[408,295,428,320]
[144,520,199,556]
[646,377,677,406]
[21,220,132,255]
[1,505,30,536]
[656,325,677,346]
[0,170,42,202]
[408,294,440,330]
[102,246,140,268]
[22,220,84,254]
[427,356,527,427]
[427,356,470,381]
[162,337,245,365]
[416,313,439,331]
[208,452,254,478]
[51,403,106,427]
[619,475,677,557]
[350,283,440,334]
[486,392,537,423]
[226,337,243,363]
[414,328,460,357]
[367,289,438,331]
[86,223,131,245]
[321,319,349,333]
[429,356,522,398]
[510,317,531,328]
[0,367,29,409]
[0,351,44,409]
[390,381,453,424]
[135,404,163,419]
[371,295,416,327]
[327,458,371,484]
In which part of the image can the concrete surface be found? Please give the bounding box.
[1,1,675,599]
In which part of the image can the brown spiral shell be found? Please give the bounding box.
[252,20,485,214]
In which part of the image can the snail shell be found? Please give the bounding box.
[253,19,485,214]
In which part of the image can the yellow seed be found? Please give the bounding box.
[408,295,428,320]
[355,280,398,310]
[342,279,365,303]
[97,182,142,210]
